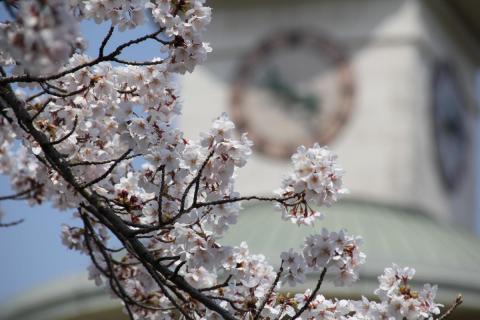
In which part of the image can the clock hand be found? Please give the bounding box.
[261,68,320,114]
[262,69,297,109]
[297,94,320,114]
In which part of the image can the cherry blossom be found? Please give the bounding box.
[0,1,457,320]
[0,0,82,76]
[276,144,347,226]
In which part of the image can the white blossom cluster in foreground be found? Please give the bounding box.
[276,144,348,226]
[0,0,82,75]
[0,1,450,319]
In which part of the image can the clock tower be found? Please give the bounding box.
[181,0,479,231]
[180,2,480,311]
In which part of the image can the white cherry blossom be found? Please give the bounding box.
[0,1,450,319]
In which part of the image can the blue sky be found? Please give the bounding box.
[1,7,480,305]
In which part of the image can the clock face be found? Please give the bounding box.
[230,30,354,158]
[432,62,470,190]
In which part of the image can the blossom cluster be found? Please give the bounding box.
[0,0,214,210]
[73,0,147,30]
[276,144,348,225]
[278,228,365,289]
[254,265,442,320]
[0,0,82,75]
[148,0,212,73]
[0,0,211,76]
[373,264,442,318]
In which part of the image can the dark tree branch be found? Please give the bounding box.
[0,83,237,320]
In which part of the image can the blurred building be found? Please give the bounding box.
[2,0,480,319]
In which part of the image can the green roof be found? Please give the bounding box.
[222,199,480,312]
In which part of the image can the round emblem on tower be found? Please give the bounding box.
[432,61,471,191]
[230,29,355,158]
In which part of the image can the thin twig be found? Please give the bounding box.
[168,261,187,280]
[30,98,52,121]
[0,100,13,123]
[180,149,215,213]
[253,262,284,320]
[0,218,24,227]
[39,82,91,98]
[81,211,167,313]
[0,187,38,201]
[0,29,168,85]
[153,36,173,45]
[81,149,132,188]
[99,26,115,57]
[191,194,299,211]
[112,57,166,66]
[291,267,327,320]
[26,90,48,103]
[199,275,233,292]
[191,150,216,208]
[140,257,194,320]
[205,295,248,313]
[51,116,78,145]
[2,1,16,19]
[69,153,141,167]
[436,294,463,320]
[158,165,165,224]
[43,81,68,93]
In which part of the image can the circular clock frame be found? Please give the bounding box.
[230,29,355,158]
[431,60,470,191]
